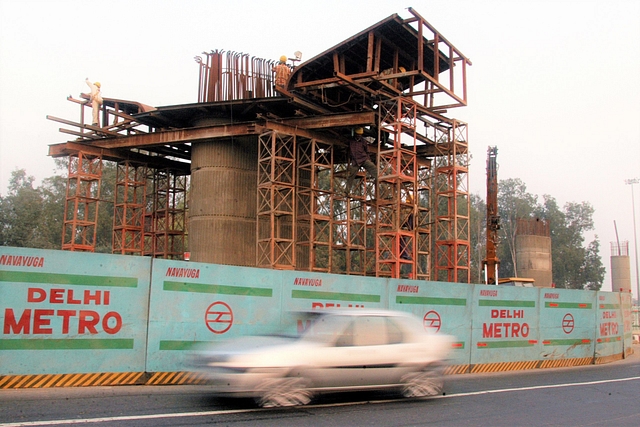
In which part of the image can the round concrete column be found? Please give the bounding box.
[189,136,257,265]
[516,234,553,287]
[611,255,631,293]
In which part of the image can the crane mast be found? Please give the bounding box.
[482,146,500,284]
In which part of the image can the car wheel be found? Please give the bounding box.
[256,377,312,408]
[401,368,444,398]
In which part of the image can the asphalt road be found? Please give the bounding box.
[1,347,639,427]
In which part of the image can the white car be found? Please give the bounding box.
[188,309,454,407]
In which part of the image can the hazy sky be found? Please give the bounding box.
[1,0,638,293]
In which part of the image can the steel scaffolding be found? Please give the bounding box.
[143,169,188,259]
[433,120,470,283]
[61,152,102,252]
[375,97,427,279]
[49,8,472,277]
[296,137,375,275]
[113,161,148,256]
[257,131,296,269]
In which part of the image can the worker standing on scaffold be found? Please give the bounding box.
[272,55,291,90]
[85,78,103,126]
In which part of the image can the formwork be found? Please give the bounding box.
[47,8,472,281]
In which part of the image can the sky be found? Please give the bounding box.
[1,0,639,294]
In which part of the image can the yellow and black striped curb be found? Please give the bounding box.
[0,371,208,389]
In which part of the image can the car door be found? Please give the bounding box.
[308,315,406,390]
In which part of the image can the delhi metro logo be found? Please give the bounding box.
[423,310,442,333]
[205,301,233,334]
[562,313,575,334]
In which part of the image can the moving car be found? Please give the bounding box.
[188,309,453,407]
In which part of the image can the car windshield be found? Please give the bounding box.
[301,314,351,343]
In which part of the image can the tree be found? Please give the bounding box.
[496,178,538,277]
[472,178,605,290]
[0,170,44,247]
[537,196,604,290]
[37,174,67,249]
[469,193,486,283]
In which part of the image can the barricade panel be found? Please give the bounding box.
[538,289,596,366]
[0,247,150,375]
[389,280,472,367]
[470,285,540,367]
[145,259,282,372]
[621,292,633,357]
[595,291,623,362]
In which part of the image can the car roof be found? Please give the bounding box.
[303,309,417,319]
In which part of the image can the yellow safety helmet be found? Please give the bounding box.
[279,55,287,63]
[94,82,101,88]
[354,127,364,135]
[399,67,406,73]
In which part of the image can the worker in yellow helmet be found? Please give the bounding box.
[344,127,378,197]
[272,55,291,90]
[85,78,103,126]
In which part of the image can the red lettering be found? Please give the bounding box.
[512,323,521,337]
[27,288,46,303]
[102,312,122,334]
[3,308,31,334]
[482,323,494,338]
[50,288,64,304]
[84,290,101,305]
[67,289,82,304]
[79,310,100,334]
[494,323,502,338]
[58,310,76,334]
[33,309,54,334]
[312,302,324,309]
[600,322,619,336]
[482,322,529,338]
[3,309,124,335]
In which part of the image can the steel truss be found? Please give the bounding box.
[431,120,470,283]
[143,169,188,259]
[62,152,102,252]
[113,161,148,255]
[376,97,431,280]
[296,137,375,275]
[257,131,296,269]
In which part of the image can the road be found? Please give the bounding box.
[1,348,639,427]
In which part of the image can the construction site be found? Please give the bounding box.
[47,8,474,283]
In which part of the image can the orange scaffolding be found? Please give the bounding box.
[144,169,188,259]
[113,160,148,256]
[61,152,102,252]
[433,120,470,283]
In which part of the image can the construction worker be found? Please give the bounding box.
[85,78,103,126]
[344,127,378,196]
[272,56,291,89]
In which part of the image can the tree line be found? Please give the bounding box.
[1,166,605,290]
[469,178,604,290]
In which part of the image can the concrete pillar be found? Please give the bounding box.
[611,255,632,293]
[515,234,553,287]
[189,136,258,266]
